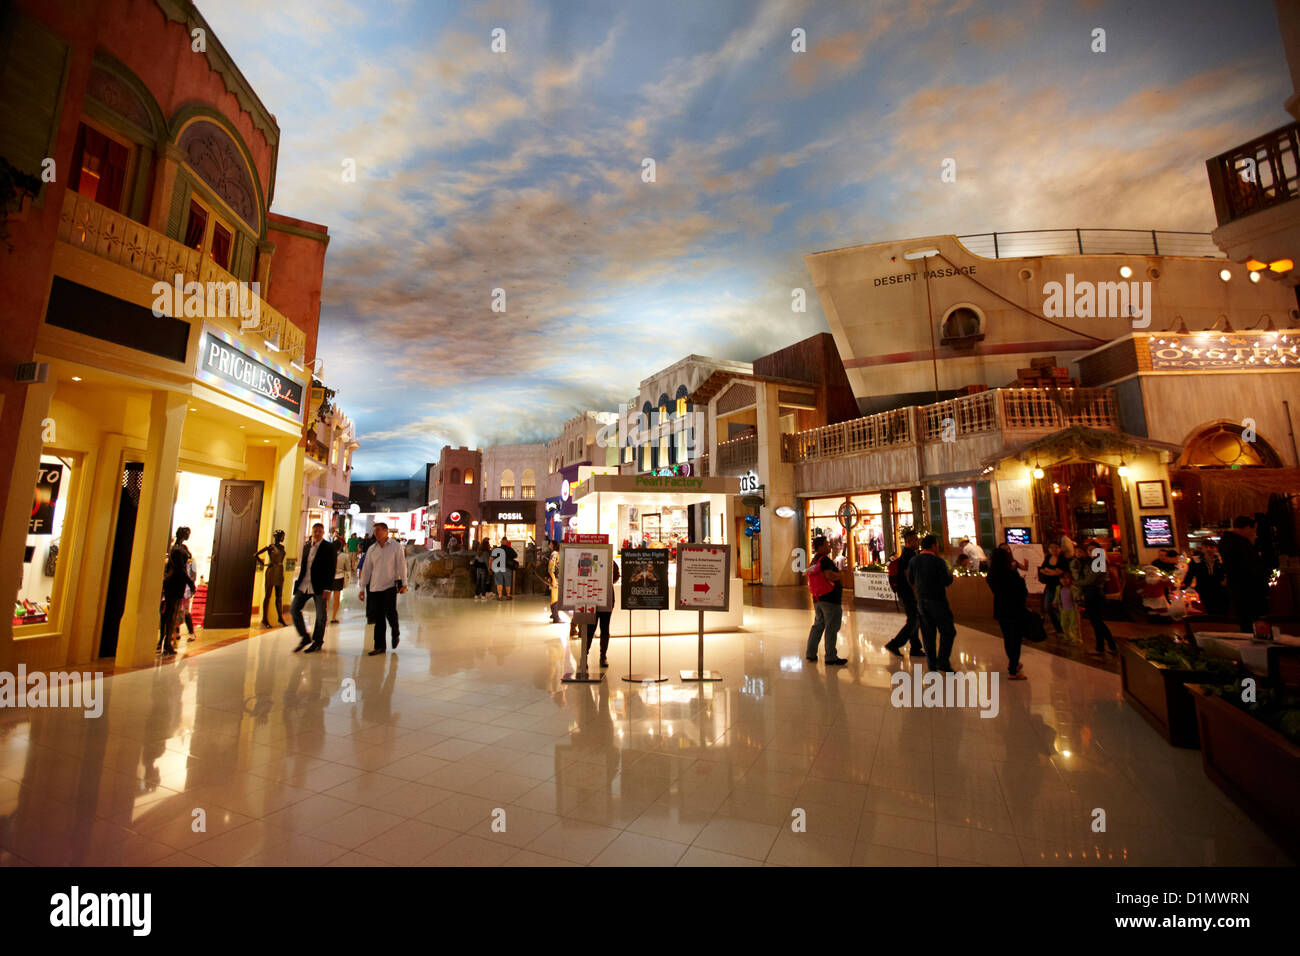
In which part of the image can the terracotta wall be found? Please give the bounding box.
[267,214,329,362]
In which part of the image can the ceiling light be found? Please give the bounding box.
[1219,269,1232,281]
[1032,466,1044,480]
[71,376,82,382]
[1250,272,1261,283]
[1118,266,1132,278]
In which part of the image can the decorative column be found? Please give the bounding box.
[116,390,188,668]
[147,143,188,235]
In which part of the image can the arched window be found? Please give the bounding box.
[450,468,461,486]
[464,468,474,484]
[499,469,515,499]
[521,468,536,498]
[1179,422,1282,467]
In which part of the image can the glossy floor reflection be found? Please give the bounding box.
[0,594,1290,866]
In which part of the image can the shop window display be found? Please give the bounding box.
[944,485,977,546]
[15,455,76,628]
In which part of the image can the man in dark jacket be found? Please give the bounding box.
[884,531,925,658]
[1071,539,1116,654]
[292,522,337,653]
[1218,515,1269,633]
[907,534,956,672]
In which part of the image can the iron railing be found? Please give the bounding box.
[956,228,1222,259]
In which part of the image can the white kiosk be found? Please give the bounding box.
[571,474,744,634]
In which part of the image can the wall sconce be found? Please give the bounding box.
[1117,459,1130,478]
[204,499,215,519]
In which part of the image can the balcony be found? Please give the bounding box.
[783,387,1119,464]
[716,432,757,473]
[1207,122,1300,227]
[56,191,307,359]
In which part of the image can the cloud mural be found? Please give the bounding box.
[199,0,1291,475]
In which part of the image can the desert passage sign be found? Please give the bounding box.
[621,548,670,610]
[675,544,730,611]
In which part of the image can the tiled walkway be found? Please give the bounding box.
[0,593,1289,866]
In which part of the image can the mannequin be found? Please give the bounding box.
[255,529,288,627]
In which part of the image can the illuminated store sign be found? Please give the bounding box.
[196,324,304,420]
[1147,332,1298,370]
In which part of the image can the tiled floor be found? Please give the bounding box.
[0,593,1290,866]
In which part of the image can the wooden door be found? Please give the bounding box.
[205,479,264,628]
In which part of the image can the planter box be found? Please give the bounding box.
[1189,685,1300,861]
[947,574,992,619]
[1119,642,1233,748]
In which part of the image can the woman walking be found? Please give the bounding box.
[987,546,1029,679]
[1037,540,1067,635]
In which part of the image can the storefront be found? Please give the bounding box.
[803,489,916,571]
[571,474,742,634]
[478,500,539,548]
[11,303,311,669]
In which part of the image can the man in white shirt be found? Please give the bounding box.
[359,522,406,656]
[292,522,336,653]
[960,537,988,571]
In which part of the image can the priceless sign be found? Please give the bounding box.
[196,325,304,420]
[621,548,670,610]
[675,544,730,611]
[559,541,613,613]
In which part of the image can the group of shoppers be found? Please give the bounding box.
[470,538,520,600]
[292,520,408,656]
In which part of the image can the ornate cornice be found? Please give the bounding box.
[155,0,280,206]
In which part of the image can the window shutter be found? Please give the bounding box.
[166,178,191,241]
[976,480,995,551]
[232,230,255,280]
[927,486,943,540]
[0,10,69,180]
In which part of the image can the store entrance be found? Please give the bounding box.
[203,478,264,628]
[99,461,144,658]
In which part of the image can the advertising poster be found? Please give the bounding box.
[675,543,730,611]
[559,541,612,612]
[621,548,669,610]
[1142,515,1175,548]
[29,462,64,535]
[1012,543,1046,595]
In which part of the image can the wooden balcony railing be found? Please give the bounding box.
[716,432,757,473]
[56,191,307,360]
[783,388,1118,463]
[1206,122,1300,226]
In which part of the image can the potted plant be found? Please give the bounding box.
[1189,681,1300,860]
[1119,635,1238,747]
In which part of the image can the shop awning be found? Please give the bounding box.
[1174,467,1300,516]
[984,425,1183,468]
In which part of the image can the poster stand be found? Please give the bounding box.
[680,609,722,681]
[622,608,667,683]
